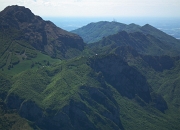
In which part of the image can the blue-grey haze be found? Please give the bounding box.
[43,17,180,39]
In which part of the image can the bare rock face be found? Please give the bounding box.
[0,5,85,59]
[5,93,24,110]
[90,54,151,103]
[79,86,124,130]
[19,100,43,122]
[5,94,101,130]
[150,92,168,113]
[62,100,97,130]
[89,54,168,112]
[142,55,176,72]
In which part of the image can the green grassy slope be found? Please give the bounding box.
[0,5,85,60]
[0,72,40,129]
[0,106,39,130]
[0,27,179,129]
[1,54,179,129]
[0,29,60,75]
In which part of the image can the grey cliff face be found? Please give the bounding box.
[90,54,151,103]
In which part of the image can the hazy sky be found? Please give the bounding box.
[0,0,180,17]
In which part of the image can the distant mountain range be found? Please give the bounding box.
[0,5,180,130]
[71,21,140,43]
[73,21,180,56]
[72,21,180,46]
[49,17,180,39]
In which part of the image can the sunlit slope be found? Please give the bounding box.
[1,54,178,129]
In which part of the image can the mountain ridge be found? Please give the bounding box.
[1,5,180,130]
[71,21,141,43]
[72,21,180,51]
[87,30,180,56]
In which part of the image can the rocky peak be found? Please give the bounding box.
[1,5,35,21]
[0,5,35,29]
[0,5,85,59]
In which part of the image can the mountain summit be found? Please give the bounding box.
[0,5,85,59]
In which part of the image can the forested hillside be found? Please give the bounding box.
[0,5,180,130]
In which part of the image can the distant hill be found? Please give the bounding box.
[71,21,141,43]
[72,21,180,47]
[141,24,180,47]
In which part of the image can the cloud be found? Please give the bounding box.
[74,0,82,2]
[0,0,180,17]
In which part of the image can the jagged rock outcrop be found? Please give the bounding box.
[5,93,24,110]
[5,92,124,130]
[89,54,169,113]
[90,54,151,103]
[150,92,168,113]
[141,55,177,72]
[62,100,97,130]
[19,100,43,121]
[80,85,124,130]
[114,46,178,72]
